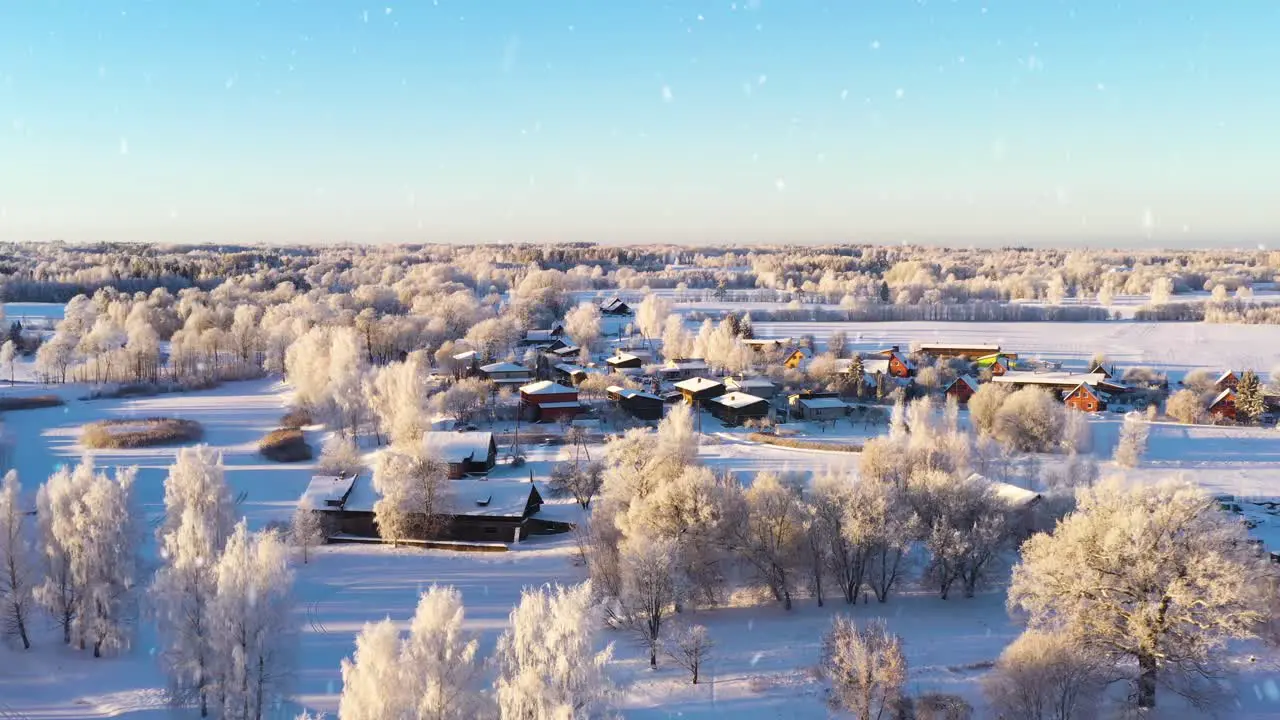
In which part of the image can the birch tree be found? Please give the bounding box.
[823,616,907,720]
[0,470,34,648]
[153,446,236,715]
[732,472,806,610]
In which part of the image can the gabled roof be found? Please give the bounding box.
[423,431,495,464]
[553,363,586,375]
[445,479,543,518]
[607,385,662,402]
[452,350,478,361]
[607,352,641,364]
[919,343,1001,353]
[600,297,630,312]
[664,358,709,371]
[1067,382,1100,399]
[674,377,725,393]
[480,361,531,374]
[300,474,357,509]
[1209,387,1236,408]
[1215,370,1238,385]
[550,345,581,357]
[992,371,1108,388]
[520,380,578,396]
[708,391,768,409]
[524,329,560,342]
[947,375,980,393]
[727,376,776,389]
[798,396,848,410]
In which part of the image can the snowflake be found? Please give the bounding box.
[661,85,673,103]
[870,40,880,50]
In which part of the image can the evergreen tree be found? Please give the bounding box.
[850,355,865,398]
[1236,370,1265,423]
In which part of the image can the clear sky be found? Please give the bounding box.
[2,1,1278,246]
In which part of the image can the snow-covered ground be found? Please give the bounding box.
[3,319,1280,717]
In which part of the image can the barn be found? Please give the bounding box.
[423,431,498,478]
[706,392,770,426]
[918,343,1001,360]
[480,361,534,387]
[600,297,632,316]
[794,396,849,421]
[1209,388,1237,420]
[519,380,581,423]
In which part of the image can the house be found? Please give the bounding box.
[548,345,582,362]
[1064,382,1107,413]
[794,395,849,421]
[706,392,770,425]
[988,357,1012,376]
[986,477,1044,537]
[917,343,1001,360]
[519,380,581,423]
[674,377,726,405]
[1088,363,1113,379]
[869,346,915,378]
[726,376,778,399]
[552,363,588,386]
[423,431,498,478]
[600,297,632,316]
[991,371,1111,393]
[299,473,358,510]
[743,338,790,354]
[480,361,534,386]
[1209,388,1237,420]
[606,385,665,421]
[1215,371,1240,392]
[945,375,980,404]
[782,348,810,369]
[520,325,568,348]
[303,474,555,543]
[450,350,480,377]
[660,358,710,381]
[787,391,841,419]
[605,352,644,370]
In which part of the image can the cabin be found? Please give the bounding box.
[599,297,632,316]
[547,345,582,362]
[868,346,915,378]
[918,343,1001,360]
[552,363,588,386]
[606,385,665,421]
[782,348,810,369]
[450,350,480,377]
[706,392,770,426]
[519,380,581,423]
[945,375,980,404]
[1209,388,1237,420]
[674,377,726,405]
[520,325,568,348]
[794,395,849,421]
[725,376,778,399]
[301,474,554,543]
[1215,371,1240,392]
[987,477,1044,538]
[423,431,498,478]
[605,352,644,370]
[660,358,710,381]
[480,361,534,387]
[988,357,1011,376]
[1064,382,1107,413]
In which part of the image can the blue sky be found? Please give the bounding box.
[2,1,1277,246]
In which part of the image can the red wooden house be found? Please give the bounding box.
[1209,388,1237,420]
[519,380,581,423]
[1064,382,1106,413]
[1214,371,1239,392]
[945,375,980,404]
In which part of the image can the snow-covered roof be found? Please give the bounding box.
[727,376,776,389]
[550,345,581,356]
[1210,387,1235,407]
[708,392,768,409]
[538,401,582,409]
[1215,370,1238,384]
[520,380,577,396]
[862,358,891,375]
[452,350,478,361]
[992,371,1108,388]
[798,397,848,410]
[950,375,980,392]
[743,338,789,348]
[480,361,531,374]
[299,474,356,509]
[600,297,629,311]
[444,479,542,518]
[423,431,494,464]
[968,473,1041,508]
[525,329,558,342]
[919,343,1001,352]
[607,352,641,364]
[664,358,709,371]
[554,362,585,374]
[674,377,724,393]
[608,385,662,401]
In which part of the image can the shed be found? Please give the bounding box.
[795,395,849,421]
[480,361,534,386]
[600,297,632,316]
[605,352,644,370]
[606,385,665,421]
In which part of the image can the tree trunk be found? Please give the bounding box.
[650,646,657,668]
[1138,652,1157,709]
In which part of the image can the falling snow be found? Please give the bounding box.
[661,85,673,103]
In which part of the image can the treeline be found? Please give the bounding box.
[692,302,1113,323]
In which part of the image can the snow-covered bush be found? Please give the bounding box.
[822,616,907,719]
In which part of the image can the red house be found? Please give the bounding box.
[872,346,915,378]
[989,357,1011,376]
[519,380,580,423]
[1064,383,1106,413]
[945,375,980,404]
[1209,388,1237,420]
[1214,371,1239,392]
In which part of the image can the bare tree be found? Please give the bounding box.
[0,470,34,648]
[665,624,713,684]
[290,502,327,564]
[548,460,605,509]
[983,630,1107,720]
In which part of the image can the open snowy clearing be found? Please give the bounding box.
[3,347,1280,716]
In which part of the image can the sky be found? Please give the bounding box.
[1,1,1278,247]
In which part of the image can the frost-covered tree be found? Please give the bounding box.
[337,619,402,720]
[371,449,448,544]
[967,383,1009,437]
[823,616,907,720]
[993,388,1066,453]
[0,470,34,648]
[316,434,363,477]
[368,354,431,446]
[660,314,692,361]
[1236,369,1265,423]
[153,446,236,715]
[1149,276,1173,305]
[613,537,680,668]
[635,293,671,348]
[397,586,486,720]
[0,340,16,385]
[564,302,603,353]
[291,502,326,564]
[982,630,1106,720]
[1165,388,1204,424]
[548,460,605,509]
[208,522,295,720]
[665,624,713,685]
[494,582,614,720]
[732,472,806,610]
[1112,411,1149,468]
[1009,478,1272,710]
[918,472,1011,600]
[35,461,139,656]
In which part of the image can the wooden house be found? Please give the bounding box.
[917,343,1001,360]
[976,352,1018,370]
[793,395,849,421]
[945,375,980,404]
[599,297,632,316]
[1209,388,1237,420]
[450,350,480,378]
[303,474,554,543]
[1088,363,1113,379]
[552,363,588,386]
[726,376,778,399]
[782,348,810,369]
[519,380,581,423]
[606,385,664,421]
[706,392,770,425]
[988,357,1011,376]
[423,431,499,478]
[743,338,790,354]
[661,358,711,381]
[480,361,534,387]
[605,352,644,370]
[1215,371,1240,392]
[547,345,582,362]
[674,377,726,405]
[1064,382,1107,413]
